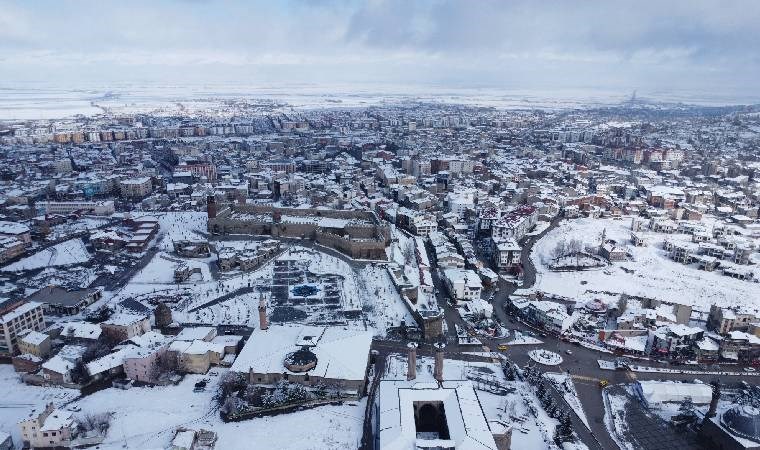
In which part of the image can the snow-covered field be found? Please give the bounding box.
[2,238,91,271]
[73,369,364,450]
[529,216,759,311]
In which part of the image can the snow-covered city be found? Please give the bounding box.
[2,2,760,450]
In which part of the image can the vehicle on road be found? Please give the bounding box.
[565,350,573,355]
[744,367,757,373]
[599,380,609,388]
[497,344,509,351]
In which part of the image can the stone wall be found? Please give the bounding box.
[208,204,390,260]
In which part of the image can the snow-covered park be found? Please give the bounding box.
[529,216,760,312]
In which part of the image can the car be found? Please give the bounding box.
[744,367,757,373]
[539,333,548,338]
[497,344,509,351]
[599,380,609,388]
[565,350,573,355]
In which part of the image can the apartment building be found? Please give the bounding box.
[0,301,46,356]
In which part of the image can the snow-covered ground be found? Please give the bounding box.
[73,368,364,450]
[508,331,544,346]
[358,264,415,331]
[2,238,91,271]
[529,216,760,311]
[604,388,636,450]
[111,226,410,336]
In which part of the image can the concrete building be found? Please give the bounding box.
[25,286,102,316]
[18,403,75,450]
[119,177,153,198]
[36,200,115,216]
[17,330,51,358]
[0,301,46,356]
[100,314,151,341]
[442,268,483,301]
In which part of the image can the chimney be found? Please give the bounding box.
[258,294,268,331]
[434,342,445,382]
[407,342,418,381]
[207,195,217,219]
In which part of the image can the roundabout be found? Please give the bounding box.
[528,349,563,366]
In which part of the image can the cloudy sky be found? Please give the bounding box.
[1,0,759,96]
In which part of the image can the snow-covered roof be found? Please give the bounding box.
[231,325,372,382]
[636,380,712,405]
[39,409,74,432]
[0,220,30,235]
[171,430,196,449]
[58,321,102,340]
[174,326,216,342]
[102,313,148,327]
[1,301,43,324]
[42,345,86,374]
[20,330,49,346]
[378,379,498,450]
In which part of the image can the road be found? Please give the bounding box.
[374,216,751,450]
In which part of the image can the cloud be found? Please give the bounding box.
[0,0,758,95]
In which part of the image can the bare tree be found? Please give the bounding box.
[402,240,415,266]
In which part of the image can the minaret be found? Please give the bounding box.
[258,293,268,331]
[407,342,418,381]
[207,195,217,219]
[434,342,445,382]
[706,381,721,419]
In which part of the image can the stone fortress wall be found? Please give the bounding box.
[208,203,390,260]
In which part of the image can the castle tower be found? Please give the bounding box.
[154,302,173,328]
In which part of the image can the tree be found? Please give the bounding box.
[402,240,415,266]
[679,396,695,415]
[555,410,574,441]
[70,361,91,385]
